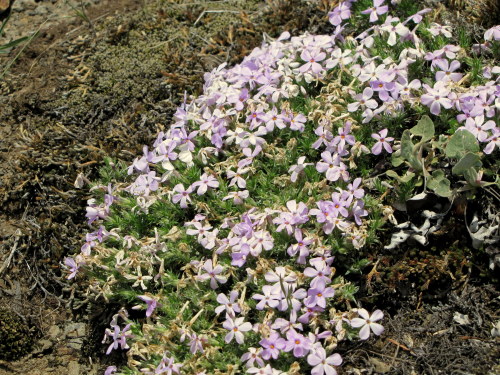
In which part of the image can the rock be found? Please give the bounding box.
[0,0,10,14]
[48,325,61,339]
[64,322,85,338]
[68,361,80,375]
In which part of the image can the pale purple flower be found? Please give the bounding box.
[253,285,282,310]
[304,279,335,308]
[332,121,356,150]
[307,347,342,375]
[352,200,369,225]
[186,221,213,241]
[287,228,313,264]
[361,0,389,23]
[215,290,241,317]
[171,183,193,208]
[328,2,351,26]
[260,331,286,360]
[273,212,296,235]
[371,129,394,155]
[227,167,249,188]
[484,25,500,41]
[241,347,265,368]
[262,107,287,131]
[435,60,463,82]
[103,323,132,355]
[247,364,275,375]
[420,82,453,115]
[348,87,378,112]
[289,156,313,182]
[196,259,227,289]
[299,49,326,74]
[483,128,499,154]
[223,317,253,344]
[370,80,396,102]
[312,126,334,149]
[104,366,117,375]
[289,113,307,132]
[188,333,207,354]
[464,115,496,142]
[250,230,274,253]
[64,256,81,280]
[304,262,332,288]
[138,295,159,317]
[223,190,249,205]
[350,309,384,340]
[192,173,219,195]
[284,330,312,358]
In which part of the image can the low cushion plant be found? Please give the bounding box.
[67,1,499,374]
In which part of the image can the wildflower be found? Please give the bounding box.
[421,82,453,116]
[103,323,133,355]
[371,129,394,155]
[246,365,274,375]
[227,167,249,188]
[348,87,378,112]
[64,256,83,280]
[196,259,227,289]
[253,285,282,310]
[223,190,249,205]
[381,22,409,46]
[223,317,253,344]
[260,331,287,360]
[215,290,241,317]
[483,128,499,154]
[284,329,312,357]
[241,347,265,368]
[428,23,452,38]
[287,228,313,264]
[104,366,117,375]
[299,49,326,74]
[307,347,342,375]
[186,221,213,241]
[303,261,332,288]
[304,279,335,308]
[361,0,389,23]
[192,173,219,195]
[125,266,153,290]
[434,60,463,82]
[171,183,193,208]
[328,2,351,26]
[188,333,207,354]
[289,112,307,132]
[463,115,496,142]
[350,309,385,340]
[288,156,313,182]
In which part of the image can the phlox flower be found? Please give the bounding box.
[312,126,333,149]
[262,107,287,131]
[284,329,312,357]
[251,230,274,253]
[215,290,241,317]
[246,364,275,375]
[304,279,335,308]
[125,266,153,290]
[348,87,378,112]
[361,0,389,23]
[273,212,296,235]
[286,200,310,225]
[265,266,298,290]
[104,366,117,375]
[307,347,342,375]
[484,25,500,41]
[289,156,313,182]
[136,295,159,317]
[188,333,207,354]
[223,317,253,344]
[192,173,219,195]
[332,121,356,150]
[463,115,496,142]
[186,221,213,241]
[287,228,313,264]
[352,200,369,225]
[371,129,394,155]
[434,60,463,82]
[428,23,452,38]
[241,347,265,368]
[304,261,332,288]
[64,256,83,280]
[350,309,384,340]
[483,128,499,154]
[260,331,286,360]
[342,177,365,204]
[172,184,193,208]
[328,2,351,26]
[325,48,353,69]
[289,112,307,132]
[299,49,326,74]
[103,323,132,355]
[253,285,282,310]
[380,22,409,46]
[196,259,227,289]
[223,190,249,205]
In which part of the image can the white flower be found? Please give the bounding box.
[350,308,384,340]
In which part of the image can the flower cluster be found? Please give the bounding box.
[66,1,499,374]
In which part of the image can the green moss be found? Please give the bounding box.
[0,309,35,360]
